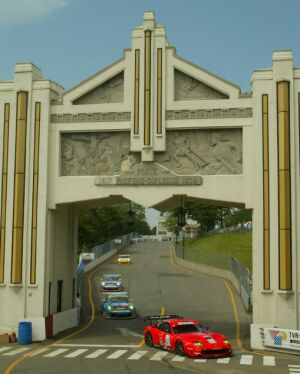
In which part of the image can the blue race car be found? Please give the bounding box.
[100,292,136,318]
[100,274,122,291]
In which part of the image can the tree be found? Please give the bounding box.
[78,203,151,250]
[224,208,252,227]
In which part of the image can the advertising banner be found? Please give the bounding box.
[264,328,300,351]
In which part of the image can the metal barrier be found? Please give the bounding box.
[77,233,135,278]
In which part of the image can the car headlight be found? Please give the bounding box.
[116,282,121,286]
[107,306,113,311]
[223,339,230,345]
[129,305,134,310]
[193,341,204,347]
[101,282,105,286]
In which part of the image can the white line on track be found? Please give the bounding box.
[3,348,30,356]
[106,349,128,359]
[64,349,89,358]
[172,355,185,362]
[25,348,50,357]
[149,351,168,361]
[0,347,13,353]
[44,348,69,357]
[127,351,148,360]
[240,355,253,365]
[54,343,140,348]
[217,357,230,364]
[263,356,275,366]
[85,349,108,358]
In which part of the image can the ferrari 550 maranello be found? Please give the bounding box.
[143,315,232,358]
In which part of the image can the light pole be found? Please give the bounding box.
[127,201,135,226]
[177,195,186,259]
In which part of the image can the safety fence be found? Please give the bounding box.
[174,244,252,312]
[77,233,135,277]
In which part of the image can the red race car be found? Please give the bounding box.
[143,315,232,359]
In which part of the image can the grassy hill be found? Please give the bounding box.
[180,231,252,272]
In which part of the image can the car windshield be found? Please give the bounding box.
[173,323,205,334]
[108,297,128,303]
[104,276,120,281]
[119,255,130,258]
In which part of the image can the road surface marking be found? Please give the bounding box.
[217,357,230,363]
[240,354,253,365]
[3,348,30,356]
[85,349,108,358]
[263,356,275,366]
[127,351,148,360]
[106,349,128,359]
[289,367,300,374]
[149,351,168,361]
[44,348,69,357]
[194,358,207,363]
[54,343,140,348]
[0,347,13,353]
[117,328,143,338]
[64,349,88,358]
[26,348,50,357]
[172,355,185,361]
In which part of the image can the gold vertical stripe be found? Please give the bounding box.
[144,30,151,145]
[134,50,140,135]
[0,104,10,282]
[277,81,292,290]
[157,48,162,134]
[11,91,28,284]
[262,95,270,290]
[30,102,41,284]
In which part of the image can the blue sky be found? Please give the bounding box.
[1,0,300,228]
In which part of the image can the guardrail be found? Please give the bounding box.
[174,244,252,312]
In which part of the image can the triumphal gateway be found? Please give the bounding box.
[0,11,299,347]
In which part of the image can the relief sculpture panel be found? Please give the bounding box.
[61,132,140,176]
[174,70,229,101]
[156,129,242,175]
[73,72,124,105]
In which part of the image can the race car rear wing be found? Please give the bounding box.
[100,291,128,301]
[143,315,183,325]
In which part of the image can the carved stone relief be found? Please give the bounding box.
[61,132,140,176]
[166,108,252,120]
[73,72,124,105]
[155,129,242,175]
[51,112,131,123]
[174,69,229,101]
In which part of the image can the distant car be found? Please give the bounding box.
[100,292,136,318]
[143,315,232,358]
[117,254,132,264]
[100,274,122,291]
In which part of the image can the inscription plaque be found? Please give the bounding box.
[94,162,203,186]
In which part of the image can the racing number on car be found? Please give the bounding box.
[164,334,171,349]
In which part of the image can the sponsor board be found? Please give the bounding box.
[264,327,300,351]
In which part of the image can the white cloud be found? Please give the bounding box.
[0,0,70,28]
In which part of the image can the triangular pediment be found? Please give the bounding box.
[174,69,229,101]
[73,71,124,105]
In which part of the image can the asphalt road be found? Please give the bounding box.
[1,241,300,374]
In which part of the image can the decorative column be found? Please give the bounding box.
[277,81,292,290]
[11,91,28,284]
[0,103,10,283]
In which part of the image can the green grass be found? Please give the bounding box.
[179,231,252,272]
